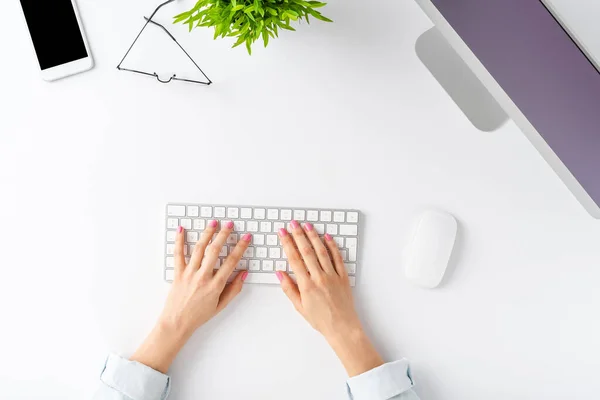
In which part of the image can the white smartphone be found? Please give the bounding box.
[19,0,94,81]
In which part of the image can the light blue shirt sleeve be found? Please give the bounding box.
[93,354,419,400]
[93,354,170,400]
[346,359,419,400]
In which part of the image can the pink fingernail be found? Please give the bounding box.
[290,220,300,229]
[279,228,288,237]
[275,271,283,282]
[242,271,249,282]
[178,226,183,233]
[242,233,252,242]
[226,221,234,229]
[324,233,332,241]
[209,220,218,228]
[304,222,314,232]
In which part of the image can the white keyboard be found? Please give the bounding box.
[164,203,361,286]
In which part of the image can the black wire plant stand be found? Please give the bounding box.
[117,0,212,85]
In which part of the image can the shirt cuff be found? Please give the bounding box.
[100,354,171,400]
[346,359,414,400]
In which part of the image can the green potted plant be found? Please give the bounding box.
[173,0,332,55]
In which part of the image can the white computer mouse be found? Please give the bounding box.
[404,210,458,288]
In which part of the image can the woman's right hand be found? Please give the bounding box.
[276,220,384,377]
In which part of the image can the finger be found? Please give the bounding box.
[188,219,218,271]
[276,271,303,313]
[303,222,336,275]
[216,271,248,313]
[199,221,234,277]
[174,226,186,274]
[324,233,348,279]
[289,220,323,277]
[279,228,309,284]
[214,233,252,285]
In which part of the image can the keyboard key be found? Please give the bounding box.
[193,219,205,230]
[349,247,357,262]
[253,234,265,245]
[293,210,306,221]
[236,260,248,270]
[165,269,174,281]
[166,244,175,255]
[233,221,245,231]
[219,246,228,257]
[273,222,285,232]
[167,218,179,229]
[256,247,268,258]
[276,261,287,271]
[314,224,325,235]
[249,260,261,271]
[345,263,356,274]
[243,247,255,258]
[214,259,221,269]
[227,234,238,244]
[187,206,199,217]
[254,208,266,220]
[180,219,192,230]
[346,238,357,262]
[243,273,280,284]
[247,221,259,232]
[200,207,212,217]
[262,260,274,271]
[347,212,359,223]
[307,210,319,221]
[280,210,292,220]
[333,211,345,222]
[186,232,199,243]
[266,235,278,246]
[339,225,358,236]
[167,205,186,217]
[165,257,174,268]
[260,222,272,232]
[267,209,279,220]
[269,248,281,259]
[214,207,226,218]
[334,237,344,248]
[326,224,338,235]
[166,231,177,242]
[241,208,253,219]
[188,245,195,255]
[227,207,239,219]
[320,211,332,222]
[340,250,347,261]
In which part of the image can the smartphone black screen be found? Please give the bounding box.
[19,0,88,70]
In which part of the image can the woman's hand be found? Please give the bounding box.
[277,221,384,377]
[131,221,251,373]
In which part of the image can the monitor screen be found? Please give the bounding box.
[431,0,600,206]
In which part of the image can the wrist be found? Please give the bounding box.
[156,315,194,343]
[326,324,366,350]
[326,327,385,377]
[130,320,191,374]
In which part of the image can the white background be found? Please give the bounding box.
[1,0,599,399]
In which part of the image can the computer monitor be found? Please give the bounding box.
[415,0,600,218]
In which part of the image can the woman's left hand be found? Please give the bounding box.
[131,221,251,373]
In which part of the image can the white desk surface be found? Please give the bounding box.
[1,0,600,399]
